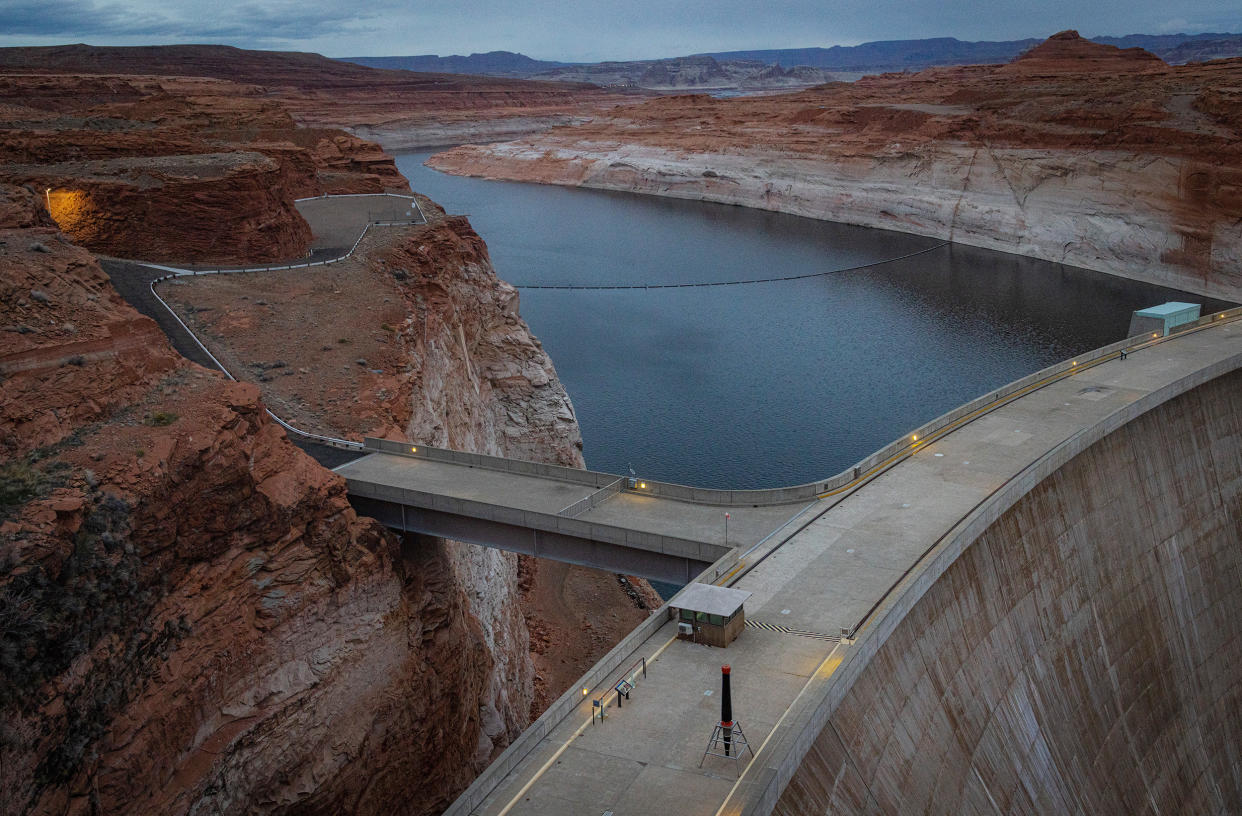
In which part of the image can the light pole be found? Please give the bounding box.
[724,512,730,546]
[44,188,51,213]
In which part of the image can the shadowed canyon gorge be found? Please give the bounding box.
[1,29,1241,816]
[0,50,657,815]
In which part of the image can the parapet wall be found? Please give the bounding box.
[772,368,1242,814]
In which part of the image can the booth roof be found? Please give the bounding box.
[673,583,752,617]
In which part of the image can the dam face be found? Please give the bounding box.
[777,369,1242,814]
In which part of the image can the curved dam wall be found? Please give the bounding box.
[774,367,1242,814]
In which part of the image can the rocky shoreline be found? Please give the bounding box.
[427,32,1242,302]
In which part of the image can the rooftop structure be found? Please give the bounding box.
[673,584,752,647]
[1129,301,1201,337]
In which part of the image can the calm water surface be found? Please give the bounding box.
[397,151,1233,489]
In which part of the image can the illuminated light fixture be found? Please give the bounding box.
[911,434,918,442]
[410,446,418,453]
[1071,361,1077,367]
[582,687,589,696]
[1152,333,1159,338]
[638,481,647,489]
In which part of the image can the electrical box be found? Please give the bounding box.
[677,622,694,636]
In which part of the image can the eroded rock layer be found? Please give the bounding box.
[777,368,1242,814]
[154,197,660,730]
[1,160,652,815]
[0,71,408,264]
[428,32,1242,300]
[0,186,495,815]
[0,43,635,153]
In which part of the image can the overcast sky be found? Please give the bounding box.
[2,0,1240,61]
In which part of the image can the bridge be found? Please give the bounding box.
[337,440,819,584]
[440,309,1242,816]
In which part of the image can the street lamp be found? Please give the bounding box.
[44,188,51,212]
[724,512,730,546]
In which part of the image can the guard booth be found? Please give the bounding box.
[1129,302,1201,338]
[673,584,752,648]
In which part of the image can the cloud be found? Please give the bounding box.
[0,0,390,45]
[0,0,175,37]
[0,0,1240,59]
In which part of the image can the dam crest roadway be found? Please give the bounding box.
[432,310,1242,816]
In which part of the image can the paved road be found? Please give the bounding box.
[95,193,429,468]
[100,257,363,469]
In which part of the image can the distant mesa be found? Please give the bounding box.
[340,31,1242,91]
[999,29,1167,73]
[343,50,575,77]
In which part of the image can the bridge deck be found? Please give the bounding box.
[339,454,596,515]
[337,454,804,548]
[453,318,1242,816]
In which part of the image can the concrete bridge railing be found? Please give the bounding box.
[347,456,733,567]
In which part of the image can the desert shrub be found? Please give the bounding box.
[145,411,178,427]
[0,458,69,520]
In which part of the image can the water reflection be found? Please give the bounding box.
[397,152,1234,488]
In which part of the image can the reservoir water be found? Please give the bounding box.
[396,151,1233,489]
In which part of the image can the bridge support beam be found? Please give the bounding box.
[349,496,713,584]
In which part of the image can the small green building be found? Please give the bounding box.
[1128,302,1201,338]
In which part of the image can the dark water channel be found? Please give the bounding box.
[397,151,1233,489]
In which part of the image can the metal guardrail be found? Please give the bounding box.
[134,193,426,279]
[557,477,624,517]
[145,272,363,452]
[130,193,438,452]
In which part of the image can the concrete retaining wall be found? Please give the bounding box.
[766,365,1242,815]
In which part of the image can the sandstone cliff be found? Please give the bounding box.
[156,196,658,729]
[0,72,409,264]
[0,46,658,814]
[428,32,1242,300]
[0,184,492,815]
[1,165,651,816]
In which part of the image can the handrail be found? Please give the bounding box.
[557,477,624,517]
[126,193,426,279]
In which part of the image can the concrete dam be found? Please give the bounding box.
[446,313,1242,816]
[773,365,1242,815]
